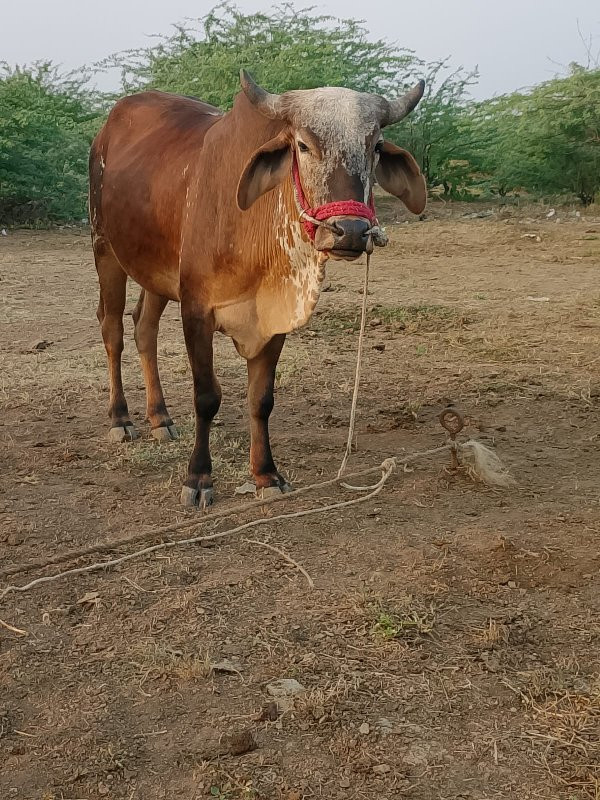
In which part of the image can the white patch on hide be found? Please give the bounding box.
[272,191,325,327]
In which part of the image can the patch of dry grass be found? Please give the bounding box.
[132,640,214,686]
[508,668,600,799]
[293,675,359,723]
[311,303,467,336]
[109,414,249,490]
[472,618,511,648]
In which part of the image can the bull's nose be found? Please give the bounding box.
[314,215,371,256]
[330,217,371,250]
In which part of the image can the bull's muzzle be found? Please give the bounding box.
[314,215,372,261]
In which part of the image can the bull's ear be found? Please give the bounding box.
[237,133,292,210]
[375,141,427,214]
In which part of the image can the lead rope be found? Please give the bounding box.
[337,249,371,478]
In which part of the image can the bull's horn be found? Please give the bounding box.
[240,69,283,118]
[382,80,425,127]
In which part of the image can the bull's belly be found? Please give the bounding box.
[105,240,181,301]
[121,259,180,301]
[99,211,181,301]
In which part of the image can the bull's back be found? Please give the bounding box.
[90,91,222,299]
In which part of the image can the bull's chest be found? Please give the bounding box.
[213,222,326,359]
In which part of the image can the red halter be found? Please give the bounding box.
[291,153,377,241]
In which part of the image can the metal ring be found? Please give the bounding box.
[439,407,464,437]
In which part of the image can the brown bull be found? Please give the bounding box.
[89,71,426,507]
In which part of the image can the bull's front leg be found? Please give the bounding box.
[180,302,222,508]
[247,334,292,496]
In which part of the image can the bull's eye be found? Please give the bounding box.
[297,141,310,153]
[374,141,384,154]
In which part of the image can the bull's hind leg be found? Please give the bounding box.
[247,334,292,496]
[94,243,138,442]
[132,289,177,441]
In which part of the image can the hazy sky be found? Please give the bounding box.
[2,0,598,99]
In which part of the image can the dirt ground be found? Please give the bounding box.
[1,201,600,800]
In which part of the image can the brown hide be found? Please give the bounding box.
[90,91,298,308]
[90,91,224,300]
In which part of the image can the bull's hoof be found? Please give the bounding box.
[108,424,139,443]
[259,482,294,499]
[180,485,214,509]
[151,424,178,442]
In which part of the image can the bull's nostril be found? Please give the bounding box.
[325,217,372,252]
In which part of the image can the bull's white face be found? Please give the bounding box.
[284,88,385,206]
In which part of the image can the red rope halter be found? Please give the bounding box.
[291,153,377,241]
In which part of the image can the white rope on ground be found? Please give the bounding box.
[0,461,395,601]
[0,255,514,603]
[0,455,422,581]
[337,252,370,478]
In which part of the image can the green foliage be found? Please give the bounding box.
[390,59,478,197]
[463,66,600,204]
[111,3,479,195]
[113,2,419,106]
[0,62,102,224]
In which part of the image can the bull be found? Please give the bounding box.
[89,72,426,506]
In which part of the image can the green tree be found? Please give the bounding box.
[389,59,478,196]
[0,62,101,224]
[463,65,600,204]
[112,3,420,107]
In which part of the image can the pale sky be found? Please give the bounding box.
[2,0,598,99]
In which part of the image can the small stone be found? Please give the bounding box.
[507,580,517,589]
[30,339,53,352]
[211,658,242,674]
[235,481,256,495]
[359,722,370,735]
[123,768,138,780]
[266,678,305,698]
[98,784,110,796]
[339,777,351,788]
[376,717,394,735]
[372,764,391,775]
